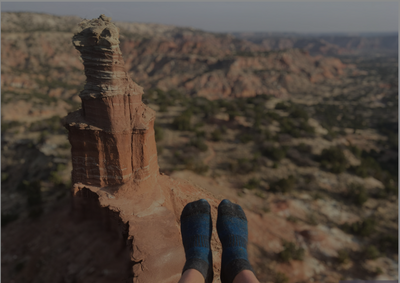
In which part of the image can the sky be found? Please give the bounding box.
[1,1,398,34]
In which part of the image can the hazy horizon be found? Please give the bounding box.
[2,2,398,34]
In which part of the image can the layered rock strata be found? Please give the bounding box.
[64,15,158,189]
[63,15,222,283]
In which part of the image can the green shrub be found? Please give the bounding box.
[196,130,206,138]
[189,138,208,152]
[154,124,164,142]
[266,111,281,121]
[1,172,9,183]
[192,163,209,175]
[202,101,218,119]
[270,175,296,193]
[287,215,298,223]
[194,121,205,128]
[264,130,274,141]
[377,235,398,254]
[382,180,398,197]
[277,240,305,262]
[220,125,227,134]
[172,110,192,131]
[349,145,362,158]
[230,158,259,174]
[211,129,222,141]
[237,158,253,174]
[275,101,291,111]
[299,120,315,134]
[59,142,71,149]
[296,143,312,154]
[290,107,309,120]
[157,145,163,155]
[253,116,262,131]
[1,120,23,133]
[225,102,240,121]
[158,104,168,112]
[307,213,318,226]
[29,115,61,133]
[347,183,368,207]
[319,146,347,173]
[337,249,350,264]
[152,88,176,110]
[279,118,301,137]
[49,171,63,185]
[262,146,286,161]
[238,133,253,144]
[375,267,383,275]
[274,272,289,283]
[352,156,382,178]
[244,178,260,190]
[177,154,209,175]
[341,218,376,237]
[364,245,380,260]
[312,192,323,200]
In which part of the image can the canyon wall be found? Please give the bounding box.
[2,12,357,101]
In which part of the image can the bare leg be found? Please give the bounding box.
[232,270,260,283]
[178,269,205,283]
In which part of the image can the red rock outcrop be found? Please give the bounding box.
[62,15,222,283]
[63,15,157,189]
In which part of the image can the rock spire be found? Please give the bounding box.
[64,14,158,189]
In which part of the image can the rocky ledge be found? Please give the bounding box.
[63,15,222,282]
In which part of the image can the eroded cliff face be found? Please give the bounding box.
[63,15,222,283]
[1,12,358,102]
[63,15,158,189]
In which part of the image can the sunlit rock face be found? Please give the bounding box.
[64,15,158,188]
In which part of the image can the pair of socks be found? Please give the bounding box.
[180,199,254,283]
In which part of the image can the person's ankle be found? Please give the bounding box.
[179,269,206,283]
[232,270,259,283]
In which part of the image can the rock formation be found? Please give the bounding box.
[63,15,222,283]
[65,14,158,189]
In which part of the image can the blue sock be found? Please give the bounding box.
[217,199,254,283]
[180,199,213,283]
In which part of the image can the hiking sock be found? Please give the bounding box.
[180,199,213,283]
[217,199,254,283]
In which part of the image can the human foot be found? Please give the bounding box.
[217,199,254,283]
[180,199,213,283]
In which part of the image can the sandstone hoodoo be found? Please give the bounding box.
[62,15,223,283]
[64,15,158,189]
